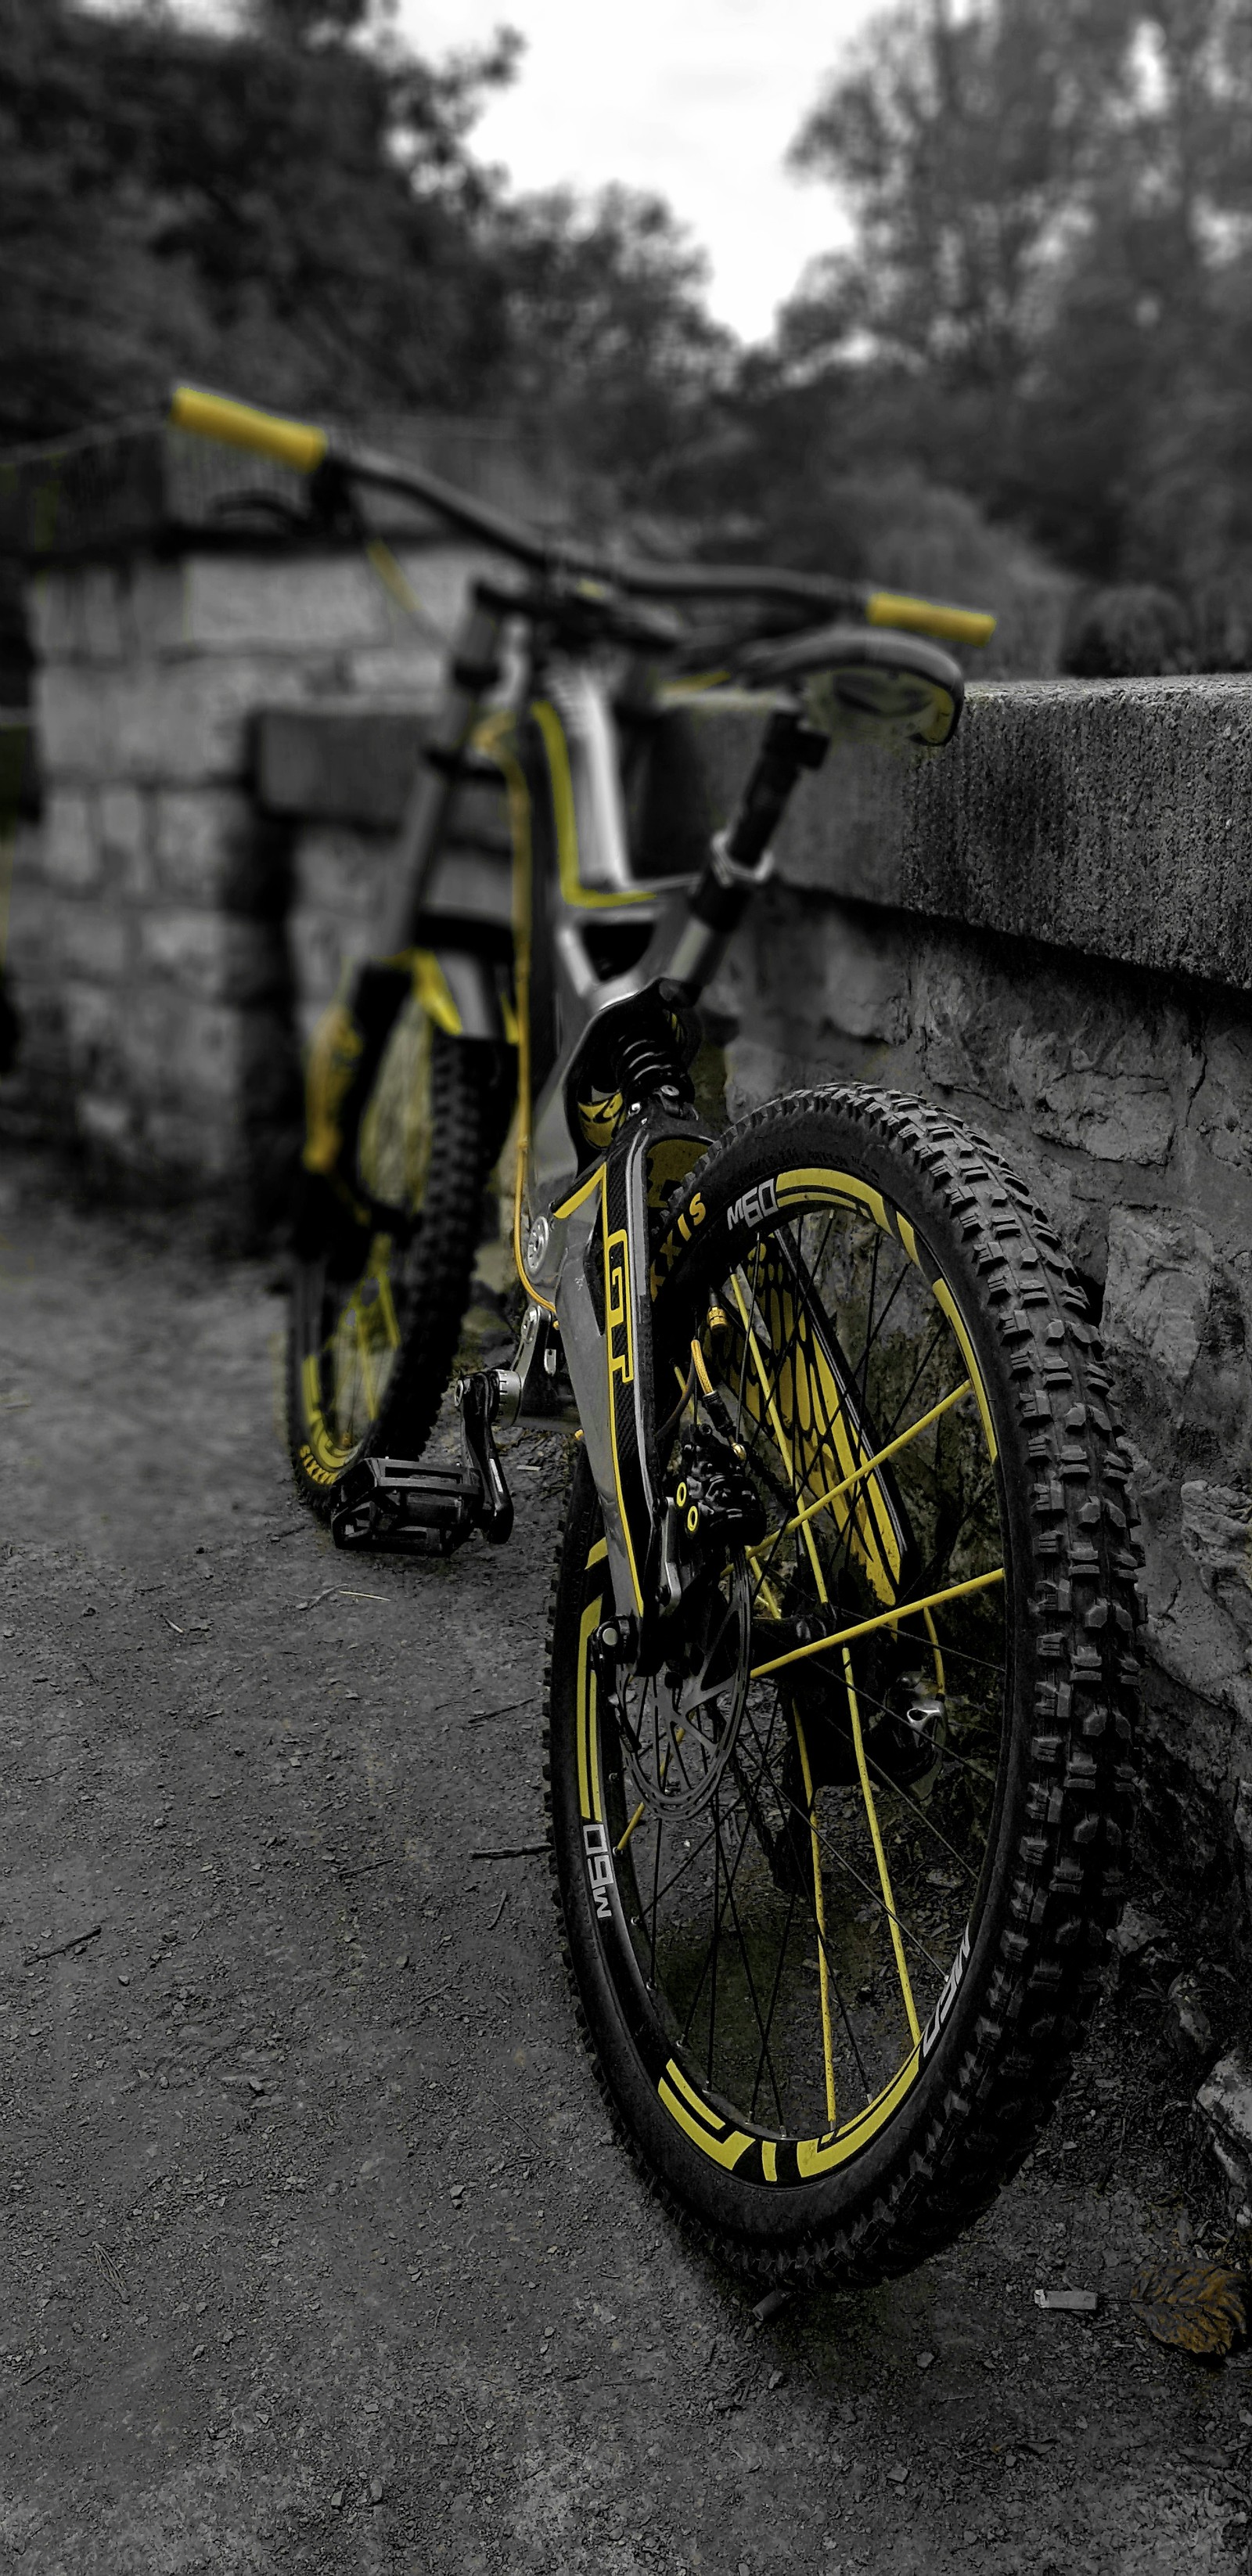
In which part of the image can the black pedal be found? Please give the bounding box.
[330,1456,483,1555]
[329,1372,514,1556]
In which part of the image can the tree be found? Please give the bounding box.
[492,185,732,505]
[782,0,1252,589]
[0,0,518,442]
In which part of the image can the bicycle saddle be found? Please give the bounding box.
[736,619,966,747]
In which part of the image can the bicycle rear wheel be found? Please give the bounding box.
[287,1004,513,1510]
[546,1086,1139,2284]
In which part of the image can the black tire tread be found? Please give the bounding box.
[287,1032,513,1515]
[545,1081,1141,2288]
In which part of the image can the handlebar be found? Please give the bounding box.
[168,383,996,648]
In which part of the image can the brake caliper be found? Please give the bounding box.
[670,1427,766,1558]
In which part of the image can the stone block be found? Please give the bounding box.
[1102,1209,1215,1392]
[142,1101,236,1180]
[78,1091,133,1147]
[139,907,283,1004]
[27,565,130,665]
[120,987,242,1105]
[124,558,187,656]
[4,854,57,980]
[26,568,85,665]
[56,901,132,984]
[180,551,394,654]
[98,785,151,898]
[152,788,257,906]
[62,978,118,1061]
[293,823,390,921]
[38,657,325,784]
[676,676,1252,995]
[344,643,444,697]
[1190,1018,1252,1180]
[42,791,99,892]
[1180,1482,1252,1651]
[289,906,358,1010]
[1196,2049,1252,2211]
[913,950,1011,1109]
[257,704,426,826]
[79,565,128,664]
[816,908,910,1046]
[1006,1015,1178,1166]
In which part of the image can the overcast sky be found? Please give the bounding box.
[405,1,883,343]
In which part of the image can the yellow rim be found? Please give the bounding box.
[572,1163,1007,2178]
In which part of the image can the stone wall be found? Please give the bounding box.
[676,684,1252,1939]
[5,542,491,1229]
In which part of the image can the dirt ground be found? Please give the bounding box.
[2,1151,1251,2576]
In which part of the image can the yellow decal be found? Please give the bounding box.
[605,1228,634,1389]
[649,1189,707,1297]
[578,1092,623,1148]
[932,1281,998,1465]
[576,1593,604,1824]
[299,1356,351,1474]
[411,950,462,1036]
[531,701,655,910]
[897,1212,920,1264]
[797,2045,921,2175]
[658,2063,755,2172]
[646,1138,703,1209]
[301,1000,362,1176]
[553,1165,606,1224]
[297,1443,340,1490]
[775,1166,890,1232]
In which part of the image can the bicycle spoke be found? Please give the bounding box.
[750,1566,1006,1681]
[794,1714,838,2128]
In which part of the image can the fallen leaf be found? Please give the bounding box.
[1131,2261,1250,2356]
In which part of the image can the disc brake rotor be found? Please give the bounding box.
[617,1555,752,1822]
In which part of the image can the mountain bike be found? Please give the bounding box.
[174,385,1141,2288]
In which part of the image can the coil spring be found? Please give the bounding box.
[614,1032,681,1100]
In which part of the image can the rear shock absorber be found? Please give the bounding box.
[613,1028,686,1105]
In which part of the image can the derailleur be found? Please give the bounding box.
[329,1370,513,1555]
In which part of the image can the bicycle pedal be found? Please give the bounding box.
[330,1456,484,1556]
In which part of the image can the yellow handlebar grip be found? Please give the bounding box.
[866,589,997,648]
[169,384,329,477]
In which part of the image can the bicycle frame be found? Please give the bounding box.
[366,563,967,1640]
[390,578,727,1633]
[162,389,974,1601]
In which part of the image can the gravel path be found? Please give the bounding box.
[1,1158,1249,2574]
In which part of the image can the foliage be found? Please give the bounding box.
[782,0,1252,600]
[0,0,519,442]
[490,185,732,505]
[0,0,727,518]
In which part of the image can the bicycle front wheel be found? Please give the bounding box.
[288,1007,513,1510]
[546,1086,1139,2285]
